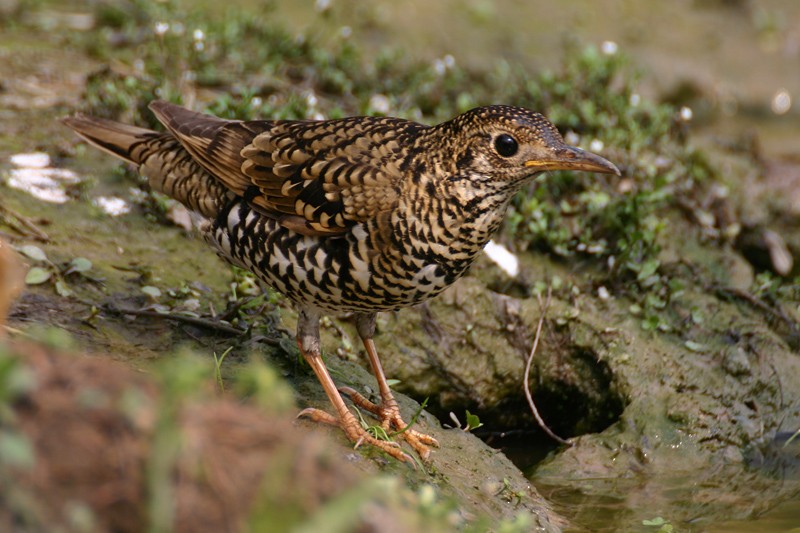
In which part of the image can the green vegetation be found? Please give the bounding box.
[642,516,674,533]
[448,410,485,432]
[18,244,95,298]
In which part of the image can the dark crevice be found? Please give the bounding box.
[425,345,628,471]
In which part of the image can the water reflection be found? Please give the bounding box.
[533,433,800,532]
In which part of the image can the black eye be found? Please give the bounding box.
[494,134,518,157]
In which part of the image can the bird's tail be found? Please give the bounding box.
[62,114,227,218]
[61,115,163,165]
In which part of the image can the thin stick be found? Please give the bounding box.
[0,203,50,242]
[714,285,799,332]
[102,304,252,338]
[523,286,570,446]
[111,306,286,348]
[2,324,26,336]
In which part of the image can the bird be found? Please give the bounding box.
[63,102,619,463]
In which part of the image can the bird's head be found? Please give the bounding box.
[442,105,620,186]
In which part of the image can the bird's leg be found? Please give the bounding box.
[339,313,439,461]
[294,309,413,464]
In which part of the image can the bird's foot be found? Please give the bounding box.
[297,407,416,465]
[339,386,439,461]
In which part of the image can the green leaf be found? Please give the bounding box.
[0,431,35,468]
[641,315,660,331]
[636,259,660,281]
[464,410,484,431]
[645,293,667,310]
[19,245,47,262]
[25,267,51,285]
[69,257,92,273]
[141,286,161,299]
[0,358,36,402]
[55,280,73,297]
[684,340,707,353]
[642,517,666,526]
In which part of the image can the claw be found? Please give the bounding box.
[340,385,439,459]
[295,315,434,466]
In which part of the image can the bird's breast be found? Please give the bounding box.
[205,197,500,313]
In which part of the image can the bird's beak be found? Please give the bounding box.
[525,144,621,175]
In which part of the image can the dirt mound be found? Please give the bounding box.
[0,341,359,532]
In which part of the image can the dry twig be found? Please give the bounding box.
[0,202,50,242]
[100,304,286,343]
[523,286,571,446]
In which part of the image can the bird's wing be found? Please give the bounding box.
[150,101,419,236]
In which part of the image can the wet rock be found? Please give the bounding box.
[721,345,752,377]
[359,265,800,527]
[297,346,567,530]
[372,276,628,435]
[736,225,795,276]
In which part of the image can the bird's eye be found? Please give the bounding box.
[494,134,518,157]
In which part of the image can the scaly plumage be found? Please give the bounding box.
[64,102,619,463]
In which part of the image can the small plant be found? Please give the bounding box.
[503,44,700,289]
[496,478,525,507]
[642,516,674,532]
[213,346,234,392]
[752,271,800,302]
[18,245,95,297]
[355,407,392,442]
[448,410,484,432]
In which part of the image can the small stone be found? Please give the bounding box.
[721,346,751,377]
[94,196,131,216]
[480,479,503,496]
[10,152,51,168]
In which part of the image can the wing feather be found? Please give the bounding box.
[149,101,423,236]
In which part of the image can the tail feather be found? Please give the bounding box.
[61,115,162,165]
[62,113,228,218]
[149,100,230,138]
